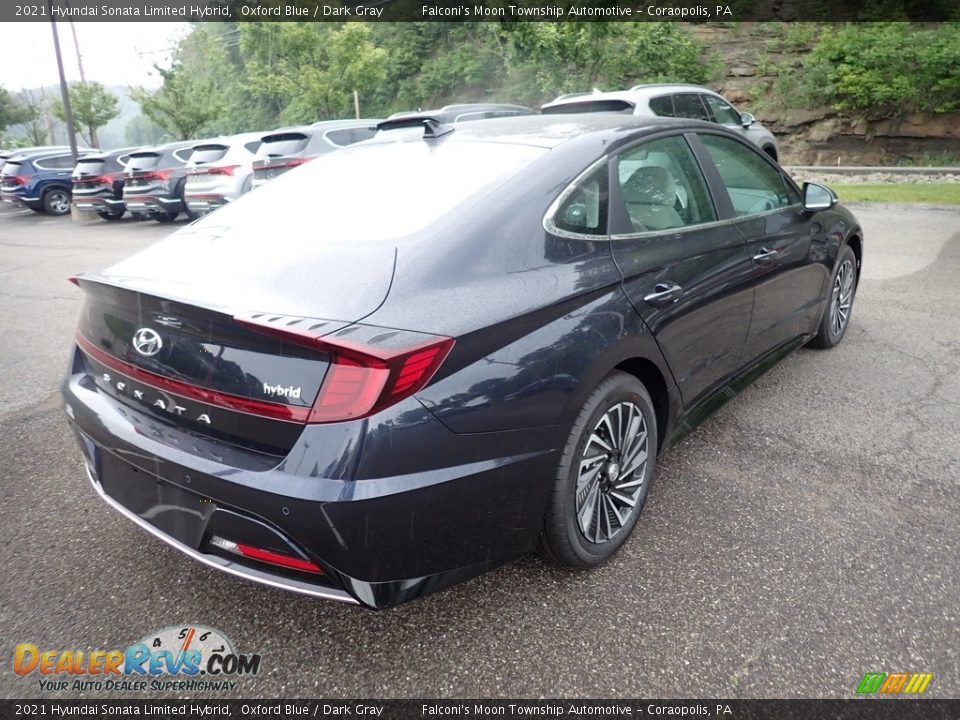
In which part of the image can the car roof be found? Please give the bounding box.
[130,139,199,155]
[193,131,269,147]
[371,113,723,150]
[543,85,723,109]
[6,147,93,162]
[76,147,140,161]
[388,103,534,122]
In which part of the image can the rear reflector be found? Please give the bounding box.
[210,536,323,574]
[233,314,454,423]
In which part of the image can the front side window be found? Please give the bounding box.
[551,164,608,236]
[616,135,716,233]
[701,95,741,126]
[671,94,710,122]
[699,134,793,216]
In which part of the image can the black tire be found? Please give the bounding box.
[539,371,657,568]
[96,210,124,222]
[151,211,179,223]
[810,245,858,349]
[42,187,71,216]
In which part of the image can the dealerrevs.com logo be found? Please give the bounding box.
[14,625,261,693]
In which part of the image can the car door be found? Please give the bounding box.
[609,132,756,406]
[694,132,827,365]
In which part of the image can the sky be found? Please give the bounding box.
[0,22,190,92]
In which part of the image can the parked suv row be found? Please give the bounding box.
[1,147,92,215]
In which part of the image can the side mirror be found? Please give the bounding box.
[802,182,837,212]
[740,112,755,128]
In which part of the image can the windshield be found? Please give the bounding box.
[201,140,548,242]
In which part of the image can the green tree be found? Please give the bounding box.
[15,88,50,145]
[0,86,28,134]
[52,81,119,147]
[124,113,166,146]
[131,25,235,140]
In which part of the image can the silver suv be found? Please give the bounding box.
[542,85,779,161]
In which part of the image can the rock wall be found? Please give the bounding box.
[688,23,960,165]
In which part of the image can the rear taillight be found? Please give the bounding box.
[4,175,27,187]
[137,170,171,182]
[257,157,309,171]
[233,314,454,423]
[189,165,239,177]
[75,174,114,186]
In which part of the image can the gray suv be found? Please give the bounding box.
[542,84,779,161]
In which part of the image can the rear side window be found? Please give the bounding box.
[672,94,710,122]
[34,154,75,170]
[243,141,262,154]
[550,164,608,236]
[260,133,310,157]
[127,153,161,172]
[648,96,675,117]
[699,134,793,216]
[190,145,229,165]
[324,127,377,147]
[171,148,194,164]
[616,135,716,233]
[701,95,741,126]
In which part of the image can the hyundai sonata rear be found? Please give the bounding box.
[63,115,862,608]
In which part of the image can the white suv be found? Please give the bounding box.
[184,131,267,216]
[542,85,779,161]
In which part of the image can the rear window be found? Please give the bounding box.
[1,161,24,176]
[34,154,75,170]
[190,145,229,165]
[202,141,547,242]
[73,158,106,177]
[542,99,635,115]
[127,153,161,172]
[324,127,377,148]
[260,133,310,157]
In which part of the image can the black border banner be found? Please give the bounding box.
[6,0,960,23]
[2,700,959,719]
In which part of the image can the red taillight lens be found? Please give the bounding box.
[5,175,27,186]
[258,157,309,171]
[210,536,323,574]
[233,314,454,424]
[190,165,239,176]
[137,170,171,182]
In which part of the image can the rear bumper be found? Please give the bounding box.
[184,194,232,213]
[62,352,560,609]
[123,195,181,214]
[1,191,39,206]
[73,196,124,213]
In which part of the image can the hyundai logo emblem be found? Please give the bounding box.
[132,328,163,357]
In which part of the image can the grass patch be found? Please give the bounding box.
[832,183,960,206]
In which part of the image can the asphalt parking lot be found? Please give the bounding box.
[1,203,958,699]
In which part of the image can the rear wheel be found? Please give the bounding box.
[151,211,179,223]
[96,209,124,222]
[810,245,857,349]
[539,371,657,568]
[42,188,71,216]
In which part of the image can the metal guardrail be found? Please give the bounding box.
[785,166,960,175]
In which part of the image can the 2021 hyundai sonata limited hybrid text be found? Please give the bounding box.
[63,115,863,609]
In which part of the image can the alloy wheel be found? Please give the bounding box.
[575,401,649,544]
[830,259,855,337]
[47,191,70,215]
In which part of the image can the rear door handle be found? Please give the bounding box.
[643,282,683,307]
[752,247,779,263]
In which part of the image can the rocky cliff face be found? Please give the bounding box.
[689,23,960,165]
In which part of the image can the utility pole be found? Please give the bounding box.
[69,21,86,82]
[47,2,78,161]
